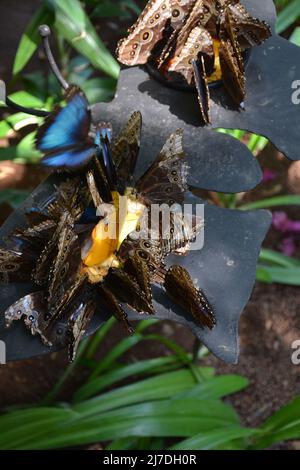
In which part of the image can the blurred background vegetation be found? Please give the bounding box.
[0,0,300,451]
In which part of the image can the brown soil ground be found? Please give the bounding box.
[0,0,299,451]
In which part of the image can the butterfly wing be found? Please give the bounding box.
[4,292,52,346]
[169,26,214,85]
[164,265,216,329]
[136,129,188,206]
[112,111,142,186]
[116,0,195,66]
[0,249,37,283]
[36,86,96,170]
[219,38,245,107]
[66,299,96,361]
[226,3,271,51]
[36,86,91,151]
[41,145,97,171]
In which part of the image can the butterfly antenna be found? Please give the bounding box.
[39,25,69,91]
[0,79,49,117]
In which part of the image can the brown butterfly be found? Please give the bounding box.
[2,89,215,360]
[117,0,271,123]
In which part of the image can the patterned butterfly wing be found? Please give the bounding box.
[118,227,165,284]
[66,298,96,361]
[98,284,134,335]
[169,26,214,85]
[4,292,52,346]
[123,254,153,312]
[0,249,37,283]
[116,0,196,66]
[45,217,85,320]
[219,38,245,106]
[226,2,271,51]
[161,211,204,257]
[164,265,216,328]
[112,111,142,186]
[136,129,188,206]
[105,268,154,315]
[36,86,97,170]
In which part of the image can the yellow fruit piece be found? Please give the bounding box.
[82,190,146,282]
[208,39,222,84]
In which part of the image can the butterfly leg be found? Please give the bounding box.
[164,265,216,329]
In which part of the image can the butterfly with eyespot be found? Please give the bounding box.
[3,97,215,360]
[117,0,271,124]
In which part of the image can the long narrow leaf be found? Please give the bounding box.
[13,4,54,75]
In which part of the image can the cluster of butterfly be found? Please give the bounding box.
[0,86,215,361]
[117,0,271,123]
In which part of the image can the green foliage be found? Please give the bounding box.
[0,317,299,450]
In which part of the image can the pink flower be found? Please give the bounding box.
[279,236,297,257]
[272,211,300,234]
[262,169,276,183]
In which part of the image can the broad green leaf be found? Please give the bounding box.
[73,369,199,415]
[290,26,300,46]
[276,0,300,34]
[170,426,258,450]
[82,76,116,104]
[19,399,238,450]
[0,408,74,450]
[0,113,41,139]
[8,91,44,108]
[13,4,54,75]
[0,132,40,163]
[50,0,120,78]
[73,356,182,402]
[178,375,249,400]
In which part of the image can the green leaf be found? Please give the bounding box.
[256,266,273,284]
[8,91,44,109]
[0,408,75,450]
[73,369,199,415]
[257,265,300,286]
[73,356,182,402]
[259,249,300,268]
[178,375,249,400]
[0,113,41,139]
[239,195,300,210]
[81,78,116,104]
[253,396,300,449]
[13,4,54,76]
[49,0,120,78]
[18,399,238,450]
[0,190,30,208]
[170,426,258,450]
[289,26,300,46]
[276,0,300,34]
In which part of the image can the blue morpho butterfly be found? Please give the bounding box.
[36,86,117,191]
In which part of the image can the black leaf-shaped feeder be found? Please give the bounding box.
[115,0,300,162]
[0,21,272,365]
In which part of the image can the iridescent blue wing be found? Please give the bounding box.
[41,145,97,170]
[36,86,96,170]
[36,86,91,151]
